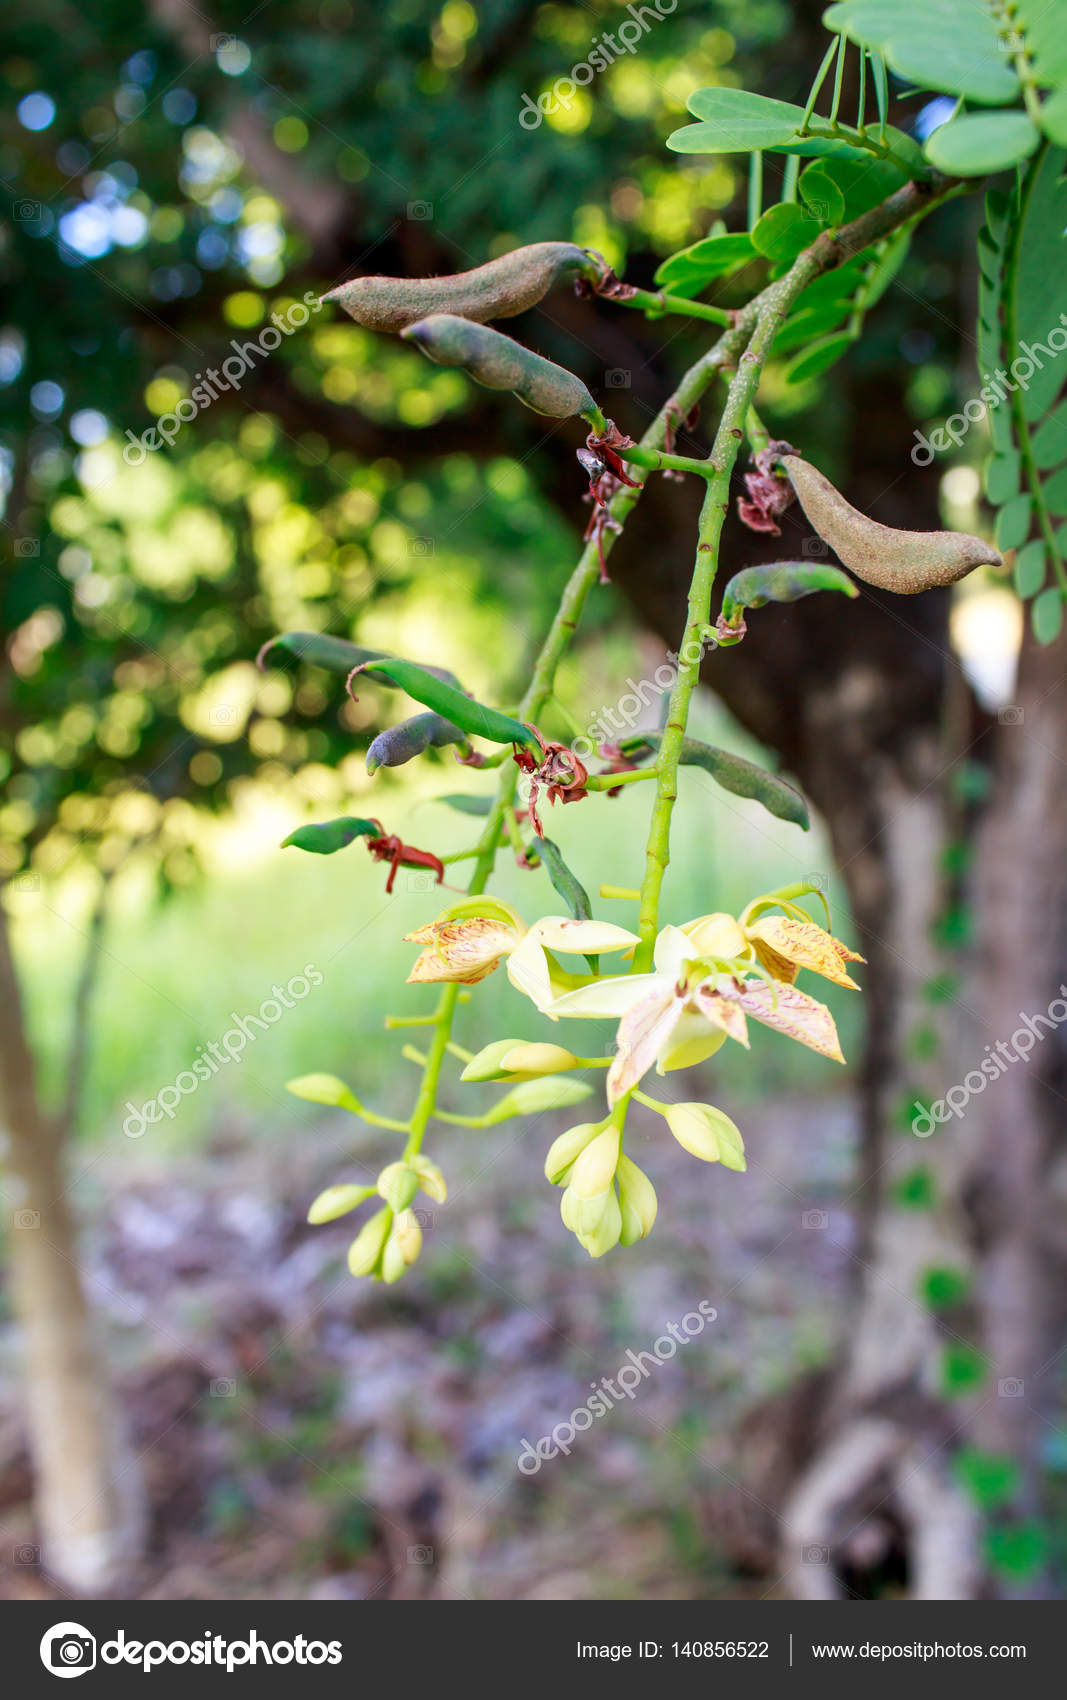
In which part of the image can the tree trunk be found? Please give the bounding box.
[0,895,144,1593]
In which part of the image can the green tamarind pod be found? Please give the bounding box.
[720,561,858,629]
[401,314,597,420]
[323,243,597,332]
[366,711,468,775]
[782,456,1002,593]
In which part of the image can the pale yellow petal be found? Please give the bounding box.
[607,985,683,1105]
[682,912,748,960]
[734,979,845,1062]
[745,916,864,989]
[690,983,750,1047]
[531,917,640,954]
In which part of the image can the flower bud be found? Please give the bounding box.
[378,1161,419,1211]
[560,1184,581,1231]
[544,1120,603,1185]
[664,1102,746,1170]
[410,1153,447,1203]
[616,1153,658,1245]
[347,1206,392,1277]
[569,1124,622,1199]
[481,1076,593,1123]
[307,1182,375,1224]
[461,1038,526,1082]
[576,1188,623,1259]
[380,1235,408,1284]
[499,1041,581,1079]
[392,1208,424,1265]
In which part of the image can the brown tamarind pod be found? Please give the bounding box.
[401,313,598,420]
[782,455,1002,593]
[323,243,597,332]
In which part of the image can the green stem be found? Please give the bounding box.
[396,172,965,1145]
[617,287,733,326]
[632,253,825,971]
[616,445,719,478]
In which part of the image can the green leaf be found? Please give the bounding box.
[1030,398,1067,469]
[673,88,813,151]
[920,1264,970,1309]
[435,793,493,816]
[1032,585,1064,643]
[366,711,468,773]
[985,1521,1047,1581]
[1038,82,1067,146]
[995,493,1033,551]
[1041,462,1067,514]
[798,163,846,227]
[924,112,1041,176]
[353,656,539,750]
[954,1448,1020,1511]
[1015,0,1067,86]
[282,817,380,854]
[801,155,907,223]
[751,202,822,265]
[824,1,1020,105]
[940,1343,988,1397]
[720,560,857,628]
[771,304,852,357]
[619,734,809,830]
[1013,539,1047,597]
[654,232,755,292]
[784,331,856,385]
[984,450,1021,506]
[287,1073,364,1114]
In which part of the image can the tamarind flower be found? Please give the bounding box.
[544,907,860,1105]
[405,897,638,1011]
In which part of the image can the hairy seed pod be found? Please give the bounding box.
[323,243,597,332]
[366,711,468,775]
[782,456,1002,593]
[401,313,597,419]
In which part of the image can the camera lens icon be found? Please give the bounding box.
[40,1622,97,1677]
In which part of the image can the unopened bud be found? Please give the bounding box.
[569,1124,622,1199]
[378,1161,419,1211]
[544,1120,604,1185]
[462,1038,526,1082]
[664,1102,746,1170]
[616,1153,658,1245]
[410,1152,447,1203]
[307,1182,375,1224]
[576,1188,623,1259]
[500,1041,581,1078]
[392,1208,423,1265]
[347,1206,392,1277]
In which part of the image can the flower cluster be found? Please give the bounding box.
[401,887,863,1258]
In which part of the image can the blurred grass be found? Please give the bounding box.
[18,694,860,1151]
